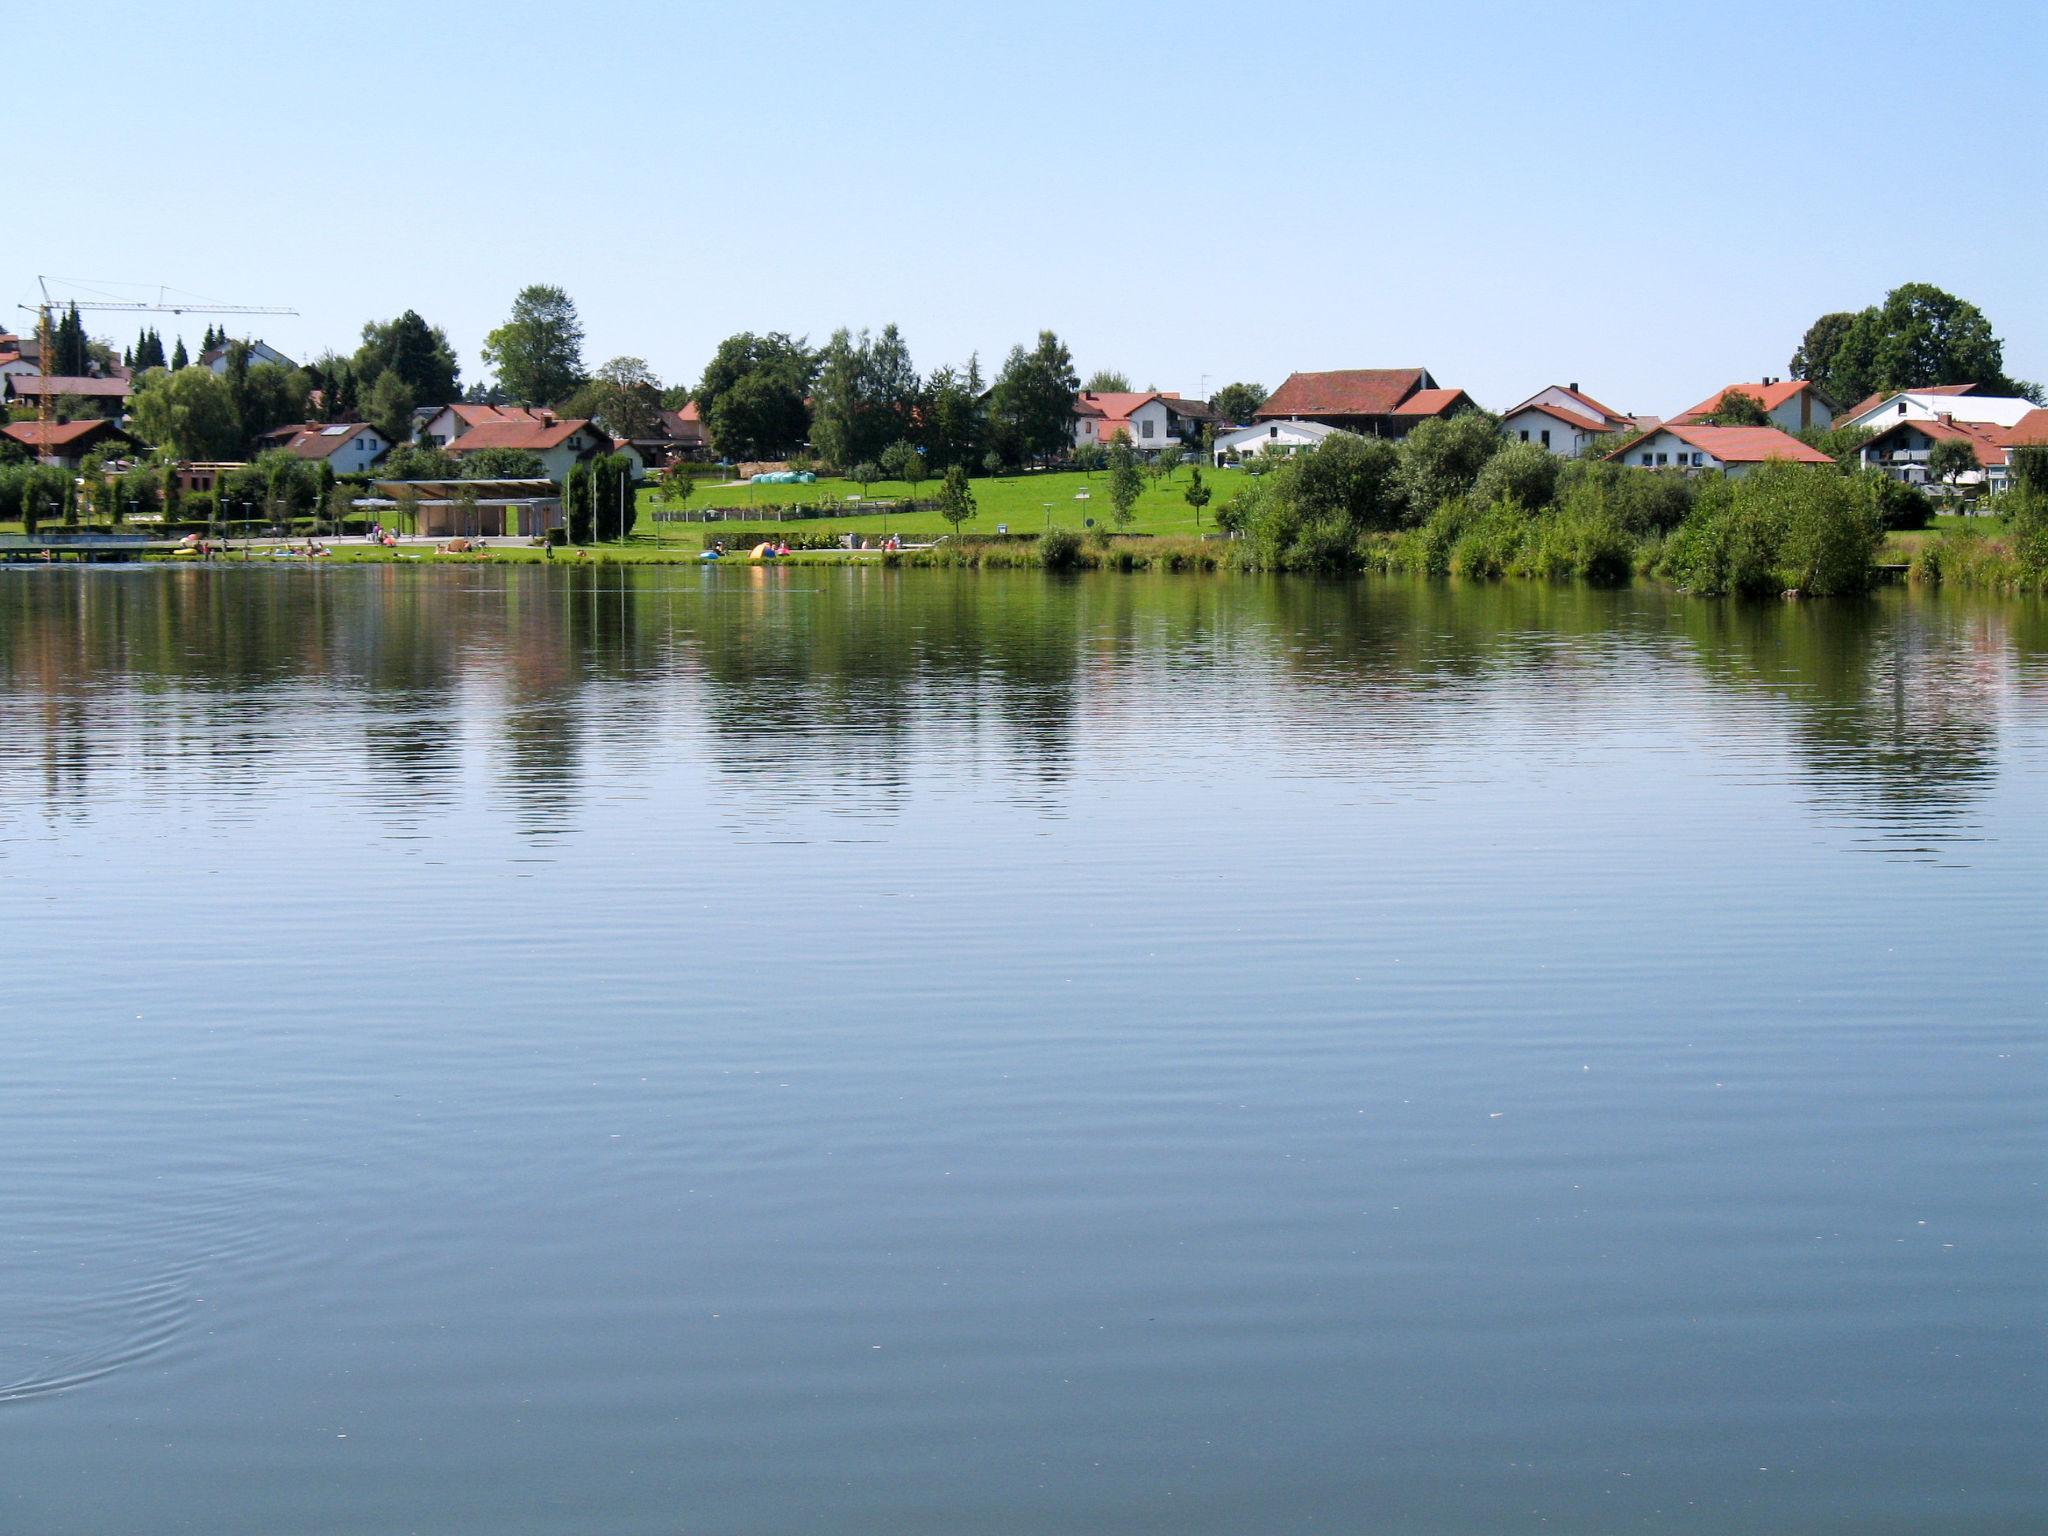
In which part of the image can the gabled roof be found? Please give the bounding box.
[1505,400,1619,434]
[1218,419,1348,444]
[1860,414,2014,465]
[1504,384,1630,428]
[273,421,387,461]
[2005,408,2048,445]
[443,417,597,452]
[1672,380,1820,423]
[1607,422,1835,466]
[1255,369,1430,420]
[438,402,546,428]
[3,418,141,449]
[1841,382,1979,421]
[1159,395,1224,422]
[4,373,133,399]
[1392,386,1475,419]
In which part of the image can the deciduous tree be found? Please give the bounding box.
[481,284,586,406]
[936,464,976,534]
[1083,368,1131,393]
[695,331,816,460]
[1209,381,1267,424]
[1183,465,1212,526]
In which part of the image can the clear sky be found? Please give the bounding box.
[12,0,2045,417]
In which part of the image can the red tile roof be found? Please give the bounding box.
[1607,423,1835,466]
[272,422,386,461]
[444,417,597,452]
[1392,387,1474,418]
[1255,369,1428,420]
[2004,408,2048,445]
[1505,385,1631,428]
[1508,400,1619,434]
[1672,380,1821,423]
[3,418,138,449]
[1862,415,2015,464]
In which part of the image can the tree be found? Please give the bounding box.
[1704,388,1769,427]
[481,284,586,405]
[1395,412,1504,518]
[880,438,924,498]
[1926,438,1980,498]
[1153,443,1184,484]
[2011,445,2048,496]
[695,331,816,460]
[564,453,637,542]
[132,328,166,372]
[919,357,986,470]
[982,449,1005,478]
[458,447,546,478]
[568,356,663,440]
[850,460,881,499]
[1073,440,1107,477]
[354,310,460,405]
[1789,312,1858,404]
[1209,381,1267,424]
[1106,438,1144,528]
[51,303,88,375]
[1470,440,1559,510]
[1183,465,1212,526]
[380,443,459,481]
[810,325,918,470]
[365,369,416,446]
[987,331,1079,465]
[936,464,976,534]
[1083,368,1131,393]
[660,459,696,509]
[170,336,189,371]
[1816,283,2036,406]
[128,366,240,460]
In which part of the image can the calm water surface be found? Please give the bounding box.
[1,565,2042,1534]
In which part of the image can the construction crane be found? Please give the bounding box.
[16,275,297,448]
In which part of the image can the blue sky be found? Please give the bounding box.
[13,0,2045,416]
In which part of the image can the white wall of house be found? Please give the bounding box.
[422,406,470,448]
[0,356,38,380]
[1842,393,2036,433]
[1501,407,1607,458]
[1213,421,1333,466]
[1622,430,1727,475]
[1766,391,1829,434]
[325,427,391,474]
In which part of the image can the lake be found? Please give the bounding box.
[1,564,2042,1535]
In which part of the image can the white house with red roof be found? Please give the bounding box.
[1856,410,2048,496]
[421,402,549,449]
[1605,422,1835,478]
[263,421,395,474]
[1838,387,2039,435]
[1072,391,1224,452]
[443,414,609,482]
[1500,383,1634,457]
[1672,378,1832,434]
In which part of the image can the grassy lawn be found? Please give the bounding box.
[631,465,1255,543]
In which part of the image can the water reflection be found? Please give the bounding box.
[0,565,2035,857]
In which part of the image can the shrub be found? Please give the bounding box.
[1868,471,1933,531]
[1470,441,1558,513]
[1660,463,1879,597]
[1038,525,1084,572]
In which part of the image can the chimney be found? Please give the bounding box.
[1569,382,1579,393]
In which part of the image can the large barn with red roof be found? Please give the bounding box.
[1253,368,1477,437]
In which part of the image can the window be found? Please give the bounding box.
[1518,429,1529,442]
[1640,453,1653,466]
[1140,419,1154,439]
[1655,453,1669,466]
[1540,430,1551,449]
[1691,453,1704,466]
[1269,426,1278,438]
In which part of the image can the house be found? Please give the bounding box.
[1605,422,1836,478]
[1253,369,1475,437]
[365,477,564,539]
[0,333,39,381]
[442,414,609,482]
[2,418,146,469]
[3,373,134,415]
[202,340,297,374]
[1499,384,1634,458]
[1072,391,1225,453]
[419,402,548,449]
[610,438,651,479]
[1212,419,1350,466]
[263,421,396,475]
[1837,387,2038,435]
[656,399,709,458]
[1672,378,1832,434]
[1856,413,2031,495]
